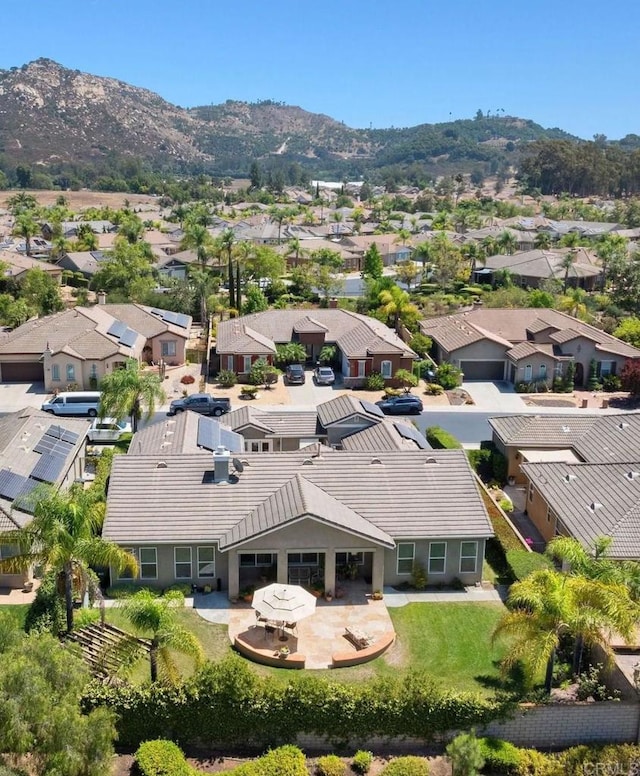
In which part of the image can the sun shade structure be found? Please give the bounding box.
[251,583,317,623]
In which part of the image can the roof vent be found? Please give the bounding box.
[302,458,314,465]
[627,471,640,480]
[156,461,168,469]
[618,422,630,430]
[425,457,438,464]
[589,501,603,511]
[370,458,383,465]
[564,473,577,482]
[561,425,571,433]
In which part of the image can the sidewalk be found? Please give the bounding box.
[383,585,503,607]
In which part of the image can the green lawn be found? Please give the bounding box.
[0,604,30,630]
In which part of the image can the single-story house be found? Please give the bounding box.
[473,248,602,290]
[42,220,117,240]
[463,226,535,252]
[128,411,244,456]
[57,250,108,280]
[0,302,191,387]
[214,309,417,387]
[0,250,62,284]
[0,408,90,587]
[340,235,411,267]
[103,447,493,597]
[421,307,640,385]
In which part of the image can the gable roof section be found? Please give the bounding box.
[220,474,395,550]
[293,316,329,334]
[317,394,384,427]
[341,420,431,451]
[128,412,243,455]
[225,406,322,438]
[521,461,640,559]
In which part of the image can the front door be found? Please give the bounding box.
[574,362,584,386]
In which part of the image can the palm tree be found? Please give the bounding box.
[189,267,214,325]
[13,211,40,256]
[75,223,99,252]
[99,358,166,433]
[412,242,432,280]
[0,489,137,633]
[395,228,412,247]
[496,230,518,255]
[493,569,637,693]
[180,223,214,270]
[534,232,552,250]
[219,228,236,309]
[559,250,577,292]
[378,286,419,329]
[119,590,204,683]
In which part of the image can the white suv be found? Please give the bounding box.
[87,418,132,442]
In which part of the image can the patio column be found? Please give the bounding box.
[371,549,385,593]
[276,549,287,585]
[228,551,239,600]
[324,550,336,596]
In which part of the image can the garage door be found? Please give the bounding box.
[459,360,505,381]
[1,362,45,382]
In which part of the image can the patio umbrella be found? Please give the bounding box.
[251,583,316,623]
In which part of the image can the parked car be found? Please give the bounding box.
[376,394,424,415]
[285,364,306,385]
[314,366,335,385]
[86,418,132,442]
[168,393,231,416]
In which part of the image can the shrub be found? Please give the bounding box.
[505,550,552,580]
[381,757,429,775]
[241,385,259,398]
[478,738,521,775]
[411,562,428,591]
[230,745,308,776]
[423,382,444,395]
[366,372,385,391]
[498,498,513,513]
[435,362,462,389]
[602,374,622,392]
[180,374,195,385]
[25,571,66,636]
[575,664,620,702]
[555,744,640,776]
[409,333,433,359]
[446,732,484,776]
[105,583,160,599]
[135,739,194,776]
[352,750,374,774]
[467,449,493,481]
[416,360,437,381]
[426,426,462,449]
[316,754,346,776]
[217,369,237,387]
[74,607,100,629]
[163,583,192,597]
[384,387,402,397]
[394,369,418,392]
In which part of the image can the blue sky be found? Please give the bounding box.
[1,0,637,139]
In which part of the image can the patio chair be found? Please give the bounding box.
[264,624,275,641]
[284,621,297,635]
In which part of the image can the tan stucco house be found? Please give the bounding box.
[103,447,493,597]
[421,307,640,385]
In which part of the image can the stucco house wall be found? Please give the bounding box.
[522,481,561,543]
[383,537,485,587]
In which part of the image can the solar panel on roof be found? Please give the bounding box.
[46,424,64,440]
[394,422,430,450]
[34,435,57,455]
[359,399,385,418]
[173,313,190,329]
[197,417,219,451]
[31,453,66,483]
[0,469,30,500]
[120,328,138,347]
[162,311,178,325]
[107,320,127,338]
[58,429,79,445]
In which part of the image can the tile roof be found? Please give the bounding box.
[103,449,493,545]
[225,407,322,438]
[341,421,431,451]
[128,412,243,456]
[521,461,640,559]
[316,394,384,427]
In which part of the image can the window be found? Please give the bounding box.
[90,363,98,379]
[539,363,547,380]
[161,340,177,358]
[459,541,477,574]
[226,355,234,371]
[245,440,271,452]
[119,548,136,580]
[554,363,563,376]
[174,547,192,579]
[357,360,367,377]
[524,364,532,381]
[139,547,157,579]
[239,553,273,567]
[428,542,447,574]
[597,361,615,377]
[396,543,415,575]
[242,356,252,373]
[51,364,60,381]
[197,547,216,578]
[66,363,75,381]
[288,552,319,565]
[381,360,392,378]
[336,552,364,566]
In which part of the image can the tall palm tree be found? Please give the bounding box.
[559,250,577,292]
[412,242,432,280]
[75,223,99,252]
[13,211,40,256]
[534,232,552,250]
[493,569,637,693]
[378,286,419,329]
[496,230,518,255]
[0,489,137,633]
[180,223,214,270]
[119,590,204,683]
[98,358,166,433]
[219,228,236,309]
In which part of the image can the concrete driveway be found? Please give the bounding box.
[0,381,50,413]
[460,381,527,412]
[284,369,343,405]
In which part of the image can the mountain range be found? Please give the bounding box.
[0,58,587,180]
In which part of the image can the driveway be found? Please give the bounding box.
[284,369,343,406]
[0,381,49,413]
[460,381,527,412]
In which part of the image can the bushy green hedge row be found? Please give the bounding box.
[82,656,509,748]
[505,550,553,581]
[135,740,195,776]
[425,426,462,449]
[381,757,429,775]
[229,745,307,776]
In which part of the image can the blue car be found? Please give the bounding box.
[376,394,424,415]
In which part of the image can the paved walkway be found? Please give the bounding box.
[382,585,503,606]
[461,381,528,412]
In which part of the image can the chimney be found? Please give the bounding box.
[97,291,106,305]
[328,297,338,309]
[213,445,231,483]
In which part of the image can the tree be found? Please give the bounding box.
[75,223,99,251]
[620,359,640,395]
[378,286,420,330]
[534,232,552,250]
[493,569,637,693]
[275,343,307,366]
[19,268,64,316]
[362,243,383,280]
[319,345,337,365]
[92,238,156,301]
[249,160,262,190]
[557,288,588,320]
[394,368,418,393]
[188,266,214,324]
[99,358,166,432]
[0,488,137,633]
[558,250,577,292]
[409,332,432,358]
[119,590,204,683]
[12,211,39,256]
[394,260,420,291]
[220,228,236,309]
[310,264,342,303]
[446,732,484,776]
[242,284,269,315]
[6,192,37,215]
[614,317,640,348]
[118,213,144,244]
[496,230,518,255]
[412,241,432,280]
[180,222,214,269]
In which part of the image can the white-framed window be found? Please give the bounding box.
[139,547,157,579]
[245,440,272,452]
[174,547,192,579]
[226,355,234,371]
[336,551,365,566]
[90,363,98,379]
[428,542,447,574]
[239,553,274,567]
[554,363,563,376]
[459,541,477,574]
[598,360,614,377]
[51,364,60,381]
[539,363,547,380]
[197,547,216,578]
[118,548,136,580]
[288,552,319,565]
[66,363,75,381]
[242,355,252,373]
[161,340,177,358]
[524,364,532,381]
[357,360,366,377]
[381,360,392,378]
[396,543,415,575]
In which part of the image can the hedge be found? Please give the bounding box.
[477,737,521,775]
[82,655,510,748]
[229,745,308,776]
[135,740,195,776]
[505,550,553,581]
[380,757,430,775]
[425,426,462,449]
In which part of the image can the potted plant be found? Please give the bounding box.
[239,586,254,603]
[278,645,290,659]
[310,580,324,598]
[325,590,333,602]
[371,590,383,601]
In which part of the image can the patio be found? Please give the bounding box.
[227,582,395,669]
